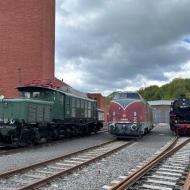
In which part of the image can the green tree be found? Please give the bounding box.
[107,78,190,101]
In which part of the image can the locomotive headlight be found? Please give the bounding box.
[4,102,8,106]
[131,124,138,131]
[10,119,15,124]
[133,111,137,122]
[108,123,115,130]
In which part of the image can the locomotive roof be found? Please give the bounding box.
[148,100,173,106]
[113,91,143,100]
[0,98,53,104]
[17,86,95,102]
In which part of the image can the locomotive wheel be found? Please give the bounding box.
[144,128,148,134]
[84,125,91,135]
[20,129,35,146]
[139,134,143,138]
[52,129,59,140]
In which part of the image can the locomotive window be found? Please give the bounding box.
[71,108,76,117]
[71,97,75,107]
[114,93,140,99]
[66,96,70,105]
[127,93,140,99]
[77,99,80,108]
[85,101,88,108]
[85,110,88,118]
[41,91,51,98]
[23,92,30,98]
[114,93,127,99]
[81,100,84,108]
[60,94,64,104]
[88,102,92,109]
[88,110,91,117]
[33,92,40,98]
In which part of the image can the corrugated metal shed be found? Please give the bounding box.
[148,100,173,106]
[148,100,173,124]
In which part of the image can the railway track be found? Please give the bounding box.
[183,169,190,190]
[0,128,108,157]
[0,139,134,190]
[0,149,11,155]
[104,137,190,190]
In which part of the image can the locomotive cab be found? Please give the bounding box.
[18,86,54,101]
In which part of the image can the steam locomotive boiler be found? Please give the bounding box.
[108,91,153,137]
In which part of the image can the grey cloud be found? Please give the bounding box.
[55,0,190,93]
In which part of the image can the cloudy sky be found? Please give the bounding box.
[55,0,190,95]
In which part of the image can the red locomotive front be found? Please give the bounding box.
[108,91,153,137]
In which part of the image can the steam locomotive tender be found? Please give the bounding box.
[170,95,190,135]
[108,91,153,137]
[0,82,104,146]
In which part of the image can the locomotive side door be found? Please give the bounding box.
[54,92,64,120]
[59,93,65,120]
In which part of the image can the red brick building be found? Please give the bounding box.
[0,0,55,97]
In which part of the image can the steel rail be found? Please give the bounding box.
[0,149,11,155]
[183,169,190,190]
[110,137,190,190]
[0,139,116,178]
[14,141,135,190]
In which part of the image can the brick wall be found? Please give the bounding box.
[0,0,55,97]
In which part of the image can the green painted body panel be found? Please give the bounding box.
[0,99,53,123]
[0,100,26,122]
[51,92,65,120]
[63,95,96,120]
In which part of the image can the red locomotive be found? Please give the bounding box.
[108,91,153,137]
[170,95,190,135]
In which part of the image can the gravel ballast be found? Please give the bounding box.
[39,124,175,190]
[0,132,114,172]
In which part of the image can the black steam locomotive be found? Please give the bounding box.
[170,95,190,135]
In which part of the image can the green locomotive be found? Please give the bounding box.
[0,82,104,146]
